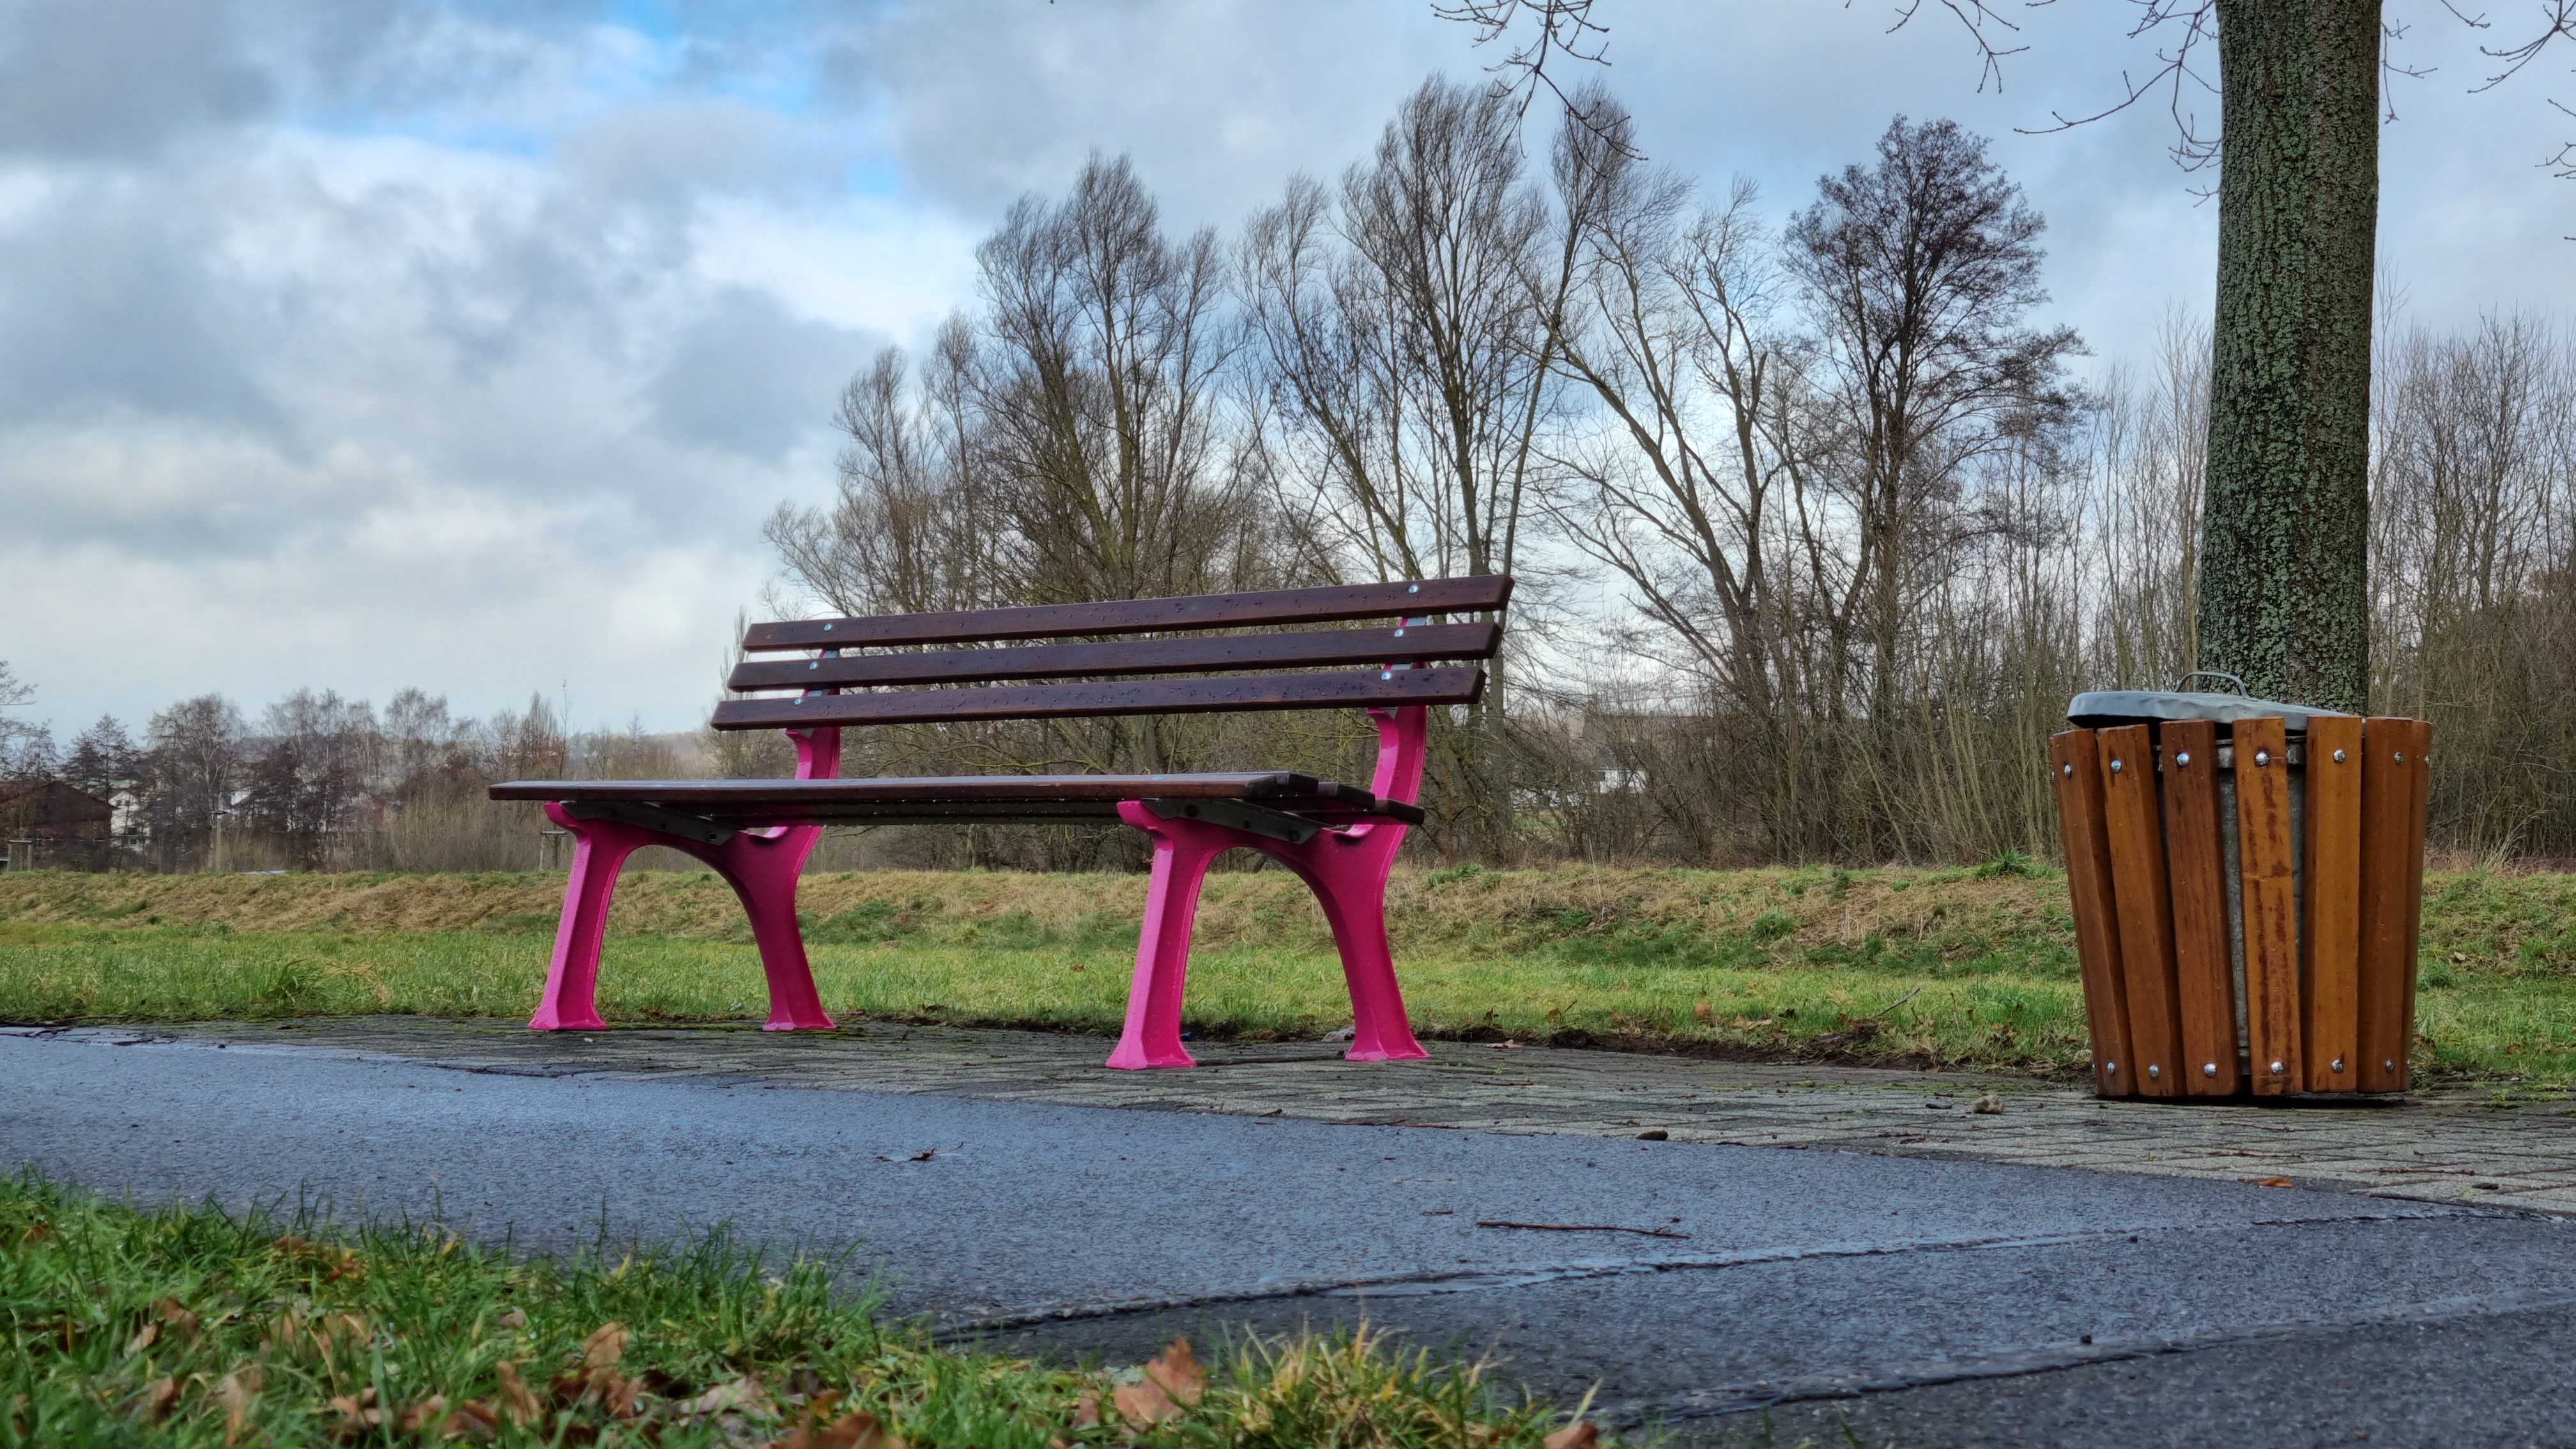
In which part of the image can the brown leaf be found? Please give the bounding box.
[125,1321,158,1355]
[135,1377,182,1423]
[1971,1094,2004,1115]
[679,1375,778,1422]
[330,1387,383,1437]
[395,1395,450,1435]
[442,1400,504,1443]
[491,1363,543,1426]
[581,1321,629,1370]
[1112,1338,1207,1427]
[774,1409,904,1449]
[1071,1390,1101,1428]
[158,1298,202,1339]
[216,1372,259,1446]
[2254,1176,2296,1188]
[1692,999,1715,1025]
[597,1369,643,1418]
[1544,1422,1599,1449]
[492,1308,526,1331]
[1143,1337,1205,1406]
[275,1234,369,1284]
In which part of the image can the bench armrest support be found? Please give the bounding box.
[1367,705,1428,811]
[791,726,843,781]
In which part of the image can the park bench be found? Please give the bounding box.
[491,576,1512,1068]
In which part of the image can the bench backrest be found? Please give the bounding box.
[712,576,1512,733]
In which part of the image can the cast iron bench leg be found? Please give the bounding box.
[1100,703,1432,1070]
[527,726,841,1033]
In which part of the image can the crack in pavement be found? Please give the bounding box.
[1606,1285,2576,1427]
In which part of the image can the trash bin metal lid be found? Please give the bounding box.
[2067,689,2356,733]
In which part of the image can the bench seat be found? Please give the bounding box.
[488,772,1426,825]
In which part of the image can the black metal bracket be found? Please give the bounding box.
[1141,797,1324,845]
[560,801,736,846]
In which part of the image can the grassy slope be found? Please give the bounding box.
[3,865,2573,1084]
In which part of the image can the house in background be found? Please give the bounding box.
[0,779,114,870]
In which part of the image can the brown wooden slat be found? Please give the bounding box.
[2097,723,2184,1099]
[728,622,1501,692]
[493,772,1338,804]
[2358,718,2431,1093]
[2301,714,2363,1094]
[2157,720,2238,1097]
[2050,729,2136,1099]
[742,577,1515,652]
[2391,718,2434,1092]
[2240,714,2309,1096]
[709,668,1483,730]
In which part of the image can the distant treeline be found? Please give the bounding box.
[5,79,2571,873]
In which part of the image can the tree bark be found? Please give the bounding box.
[2197,0,2380,711]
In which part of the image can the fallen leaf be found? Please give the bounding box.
[1636,1129,1669,1141]
[1544,1422,1599,1449]
[599,1370,644,1418]
[1971,1094,2004,1115]
[395,1395,449,1435]
[492,1308,526,1331]
[275,1235,368,1284]
[216,1374,258,1445]
[582,1322,629,1370]
[135,1377,181,1423]
[1112,1338,1206,1426]
[442,1400,503,1442]
[774,1409,905,1449]
[680,1376,778,1422]
[158,1298,201,1339]
[1071,1390,1102,1428]
[493,1363,543,1425]
[908,1149,935,1162]
[125,1321,158,1355]
[2254,1177,2295,1188]
[1692,999,1715,1025]
[331,1386,384,1436]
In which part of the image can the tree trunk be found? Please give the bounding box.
[2197,0,2380,711]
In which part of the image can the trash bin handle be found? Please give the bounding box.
[2171,670,2250,696]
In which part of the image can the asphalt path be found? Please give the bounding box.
[7,1027,2575,1446]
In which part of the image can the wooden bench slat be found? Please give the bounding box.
[487,772,1424,825]
[741,576,1513,652]
[709,667,1483,731]
[728,621,1501,693]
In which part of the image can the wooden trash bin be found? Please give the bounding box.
[2049,688,2432,1101]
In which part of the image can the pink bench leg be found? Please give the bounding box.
[1284,839,1429,1062]
[1107,802,1228,1069]
[529,802,650,1031]
[696,825,836,1031]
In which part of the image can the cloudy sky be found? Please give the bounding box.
[3,0,2568,739]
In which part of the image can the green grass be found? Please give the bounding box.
[3,863,2574,1085]
[0,1174,1586,1448]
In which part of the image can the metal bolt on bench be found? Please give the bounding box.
[491,576,1512,1069]
[2050,679,2432,1100]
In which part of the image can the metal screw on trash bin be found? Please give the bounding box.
[2331,1057,2346,1073]
[2147,1064,2161,1080]
[2395,751,2407,763]
[2062,763,2073,778]
[2110,758,2124,773]
[2103,1061,2118,1075]
[2271,1060,2287,1074]
[2255,748,2271,766]
[2384,1059,2397,1074]
[2202,1062,2218,1077]
[2334,749,2348,763]
[2177,751,2192,766]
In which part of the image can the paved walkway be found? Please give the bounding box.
[90,1015,2576,1215]
[11,1019,2576,1447]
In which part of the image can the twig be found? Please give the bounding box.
[1475,1220,1690,1239]
[1864,985,1928,1020]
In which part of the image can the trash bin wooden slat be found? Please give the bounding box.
[2358,717,2432,1092]
[2237,717,2304,1096]
[2159,719,2240,1096]
[2098,723,2186,1098]
[2304,715,2365,1092]
[2050,730,2137,1100]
